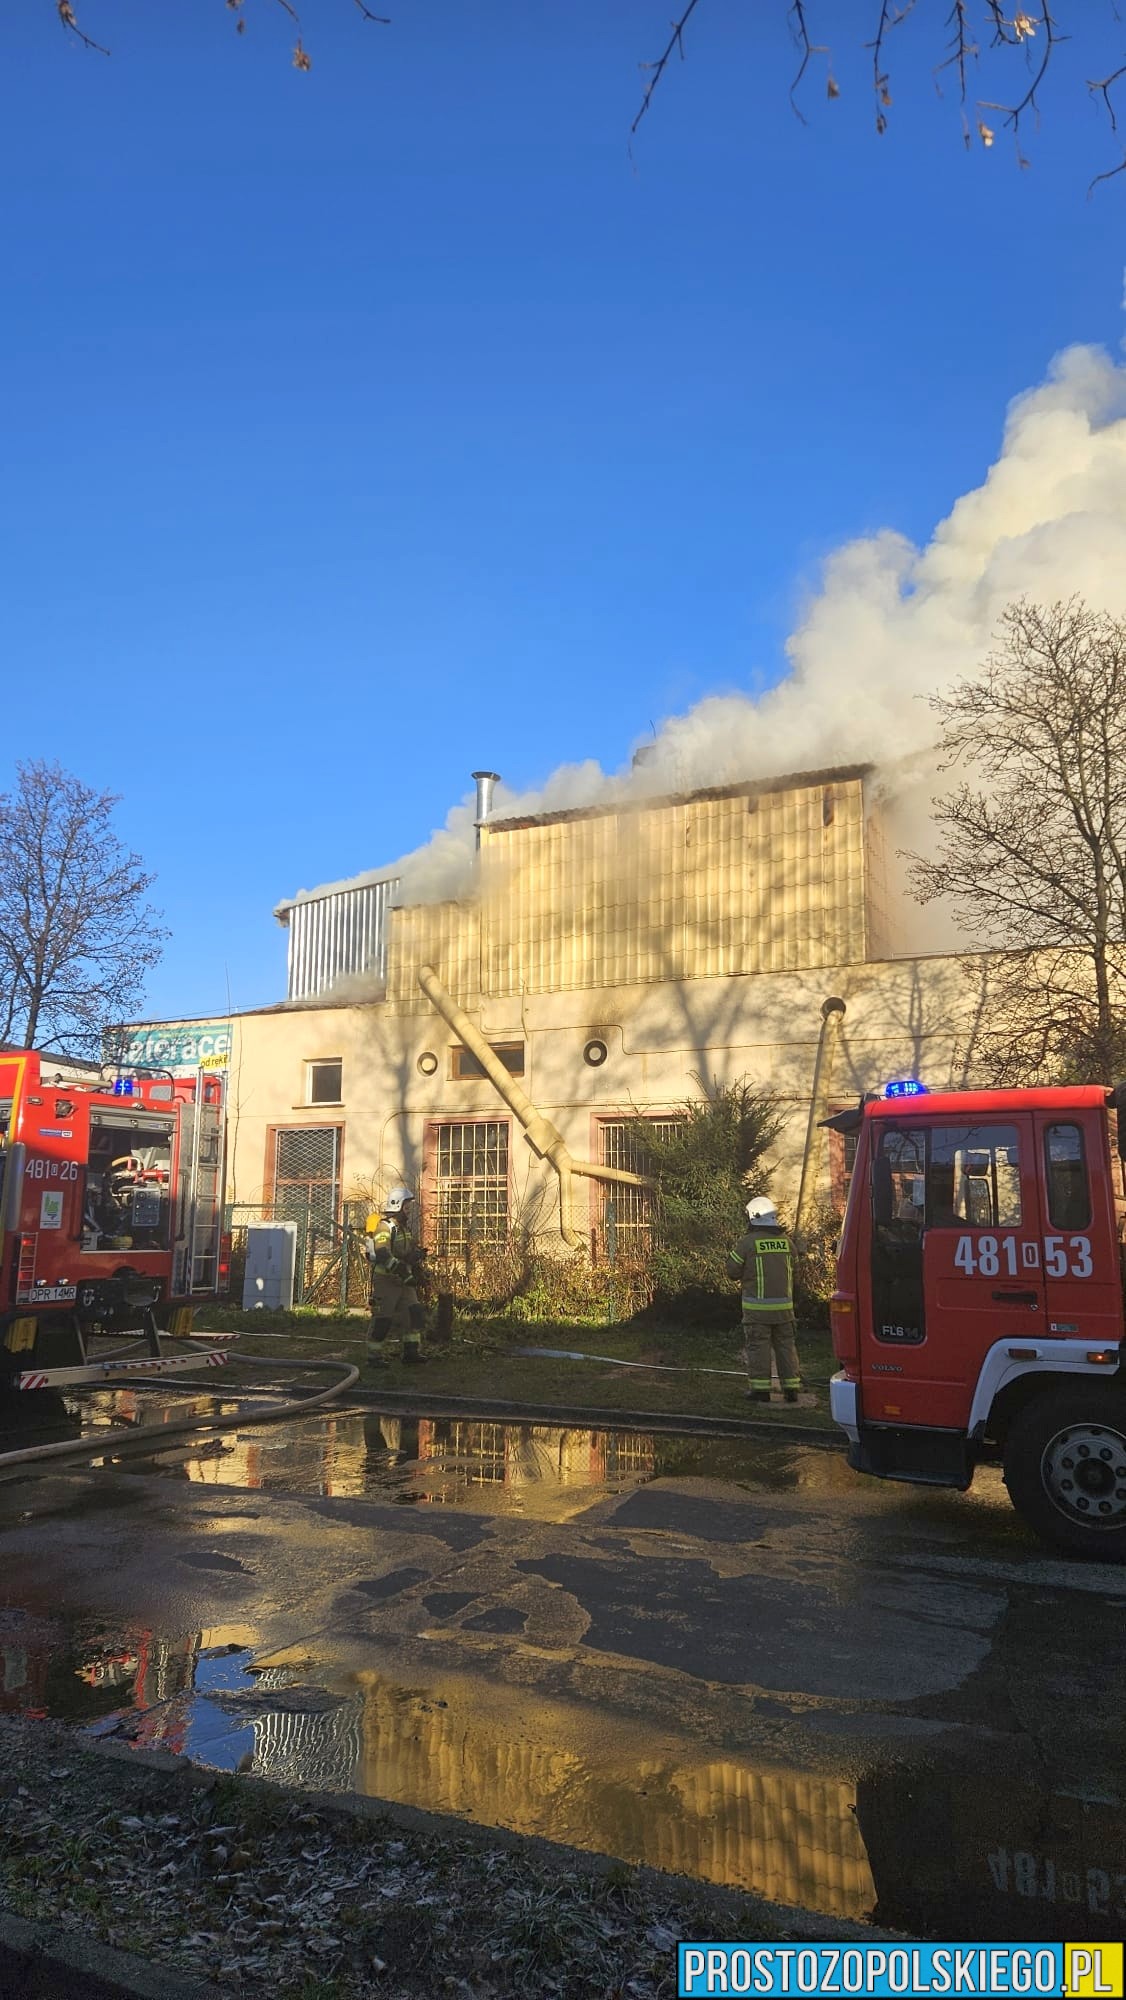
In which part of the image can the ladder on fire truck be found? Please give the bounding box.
[171,1066,227,1300]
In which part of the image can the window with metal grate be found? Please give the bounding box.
[273,1125,341,1234]
[597,1118,683,1248]
[430,1120,509,1257]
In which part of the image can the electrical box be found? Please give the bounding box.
[242,1222,298,1311]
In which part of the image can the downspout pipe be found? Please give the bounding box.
[794,997,846,1247]
[417,965,651,1252]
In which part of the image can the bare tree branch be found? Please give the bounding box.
[934,0,974,111]
[1089,57,1126,132]
[631,0,704,137]
[867,1,919,133]
[39,2,1126,188]
[56,0,108,56]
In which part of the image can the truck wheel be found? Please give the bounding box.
[1003,1384,1126,1560]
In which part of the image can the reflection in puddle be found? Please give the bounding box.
[75,1399,671,1516]
[3,1601,1126,1937]
[0,1601,872,1917]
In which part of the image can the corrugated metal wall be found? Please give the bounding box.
[386,899,482,1006]
[288,777,888,1008]
[387,776,875,1007]
[282,878,399,1001]
[864,807,892,962]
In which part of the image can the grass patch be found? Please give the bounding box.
[194,1308,837,1428]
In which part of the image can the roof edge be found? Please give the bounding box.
[485,764,875,835]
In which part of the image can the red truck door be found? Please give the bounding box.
[862,1112,1044,1430]
[1033,1108,1121,1352]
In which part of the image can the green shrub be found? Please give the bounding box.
[792,1201,842,1327]
[627,1076,787,1326]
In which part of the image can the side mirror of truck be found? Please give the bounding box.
[1111,1083,1126,1163]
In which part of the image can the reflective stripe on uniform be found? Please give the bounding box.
[729,1226,793,1311]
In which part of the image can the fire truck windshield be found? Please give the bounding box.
[83,1111,174,1252]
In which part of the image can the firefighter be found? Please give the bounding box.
[727,1195,803,1404]
[363,1185,427,1366]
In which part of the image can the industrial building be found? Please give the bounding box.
[187,761,984,1263]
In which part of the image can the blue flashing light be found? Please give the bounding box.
[112,1077,135,1097]
[883,1078,929,1099]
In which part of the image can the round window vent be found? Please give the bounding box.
[583,1038,609,1068]
[417,1050,439,1076]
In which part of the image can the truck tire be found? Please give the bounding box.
[1003,1383,1126,1560]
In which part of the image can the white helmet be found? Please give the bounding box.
[383,1185,415,1216]
[746,1195,778,1226]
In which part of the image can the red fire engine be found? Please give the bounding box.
[0,1049,231,1393]
[828,1080,1126,1558]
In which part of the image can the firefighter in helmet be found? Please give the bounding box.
[363,1185,427,1366]
[727,1195,803,1404]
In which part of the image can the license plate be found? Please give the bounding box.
[27,1284,77,1303]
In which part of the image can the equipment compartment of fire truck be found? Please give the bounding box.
[0,1049,230,1392]
[827,1080,1126,1559]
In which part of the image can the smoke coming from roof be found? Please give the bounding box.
[289,343,1126,932]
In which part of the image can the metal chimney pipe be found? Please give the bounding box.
[472,771,500,848]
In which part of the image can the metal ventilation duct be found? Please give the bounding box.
[472,770,500,834]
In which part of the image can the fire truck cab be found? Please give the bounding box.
[828,1081,1126,1559]
[0,1050,229,1392]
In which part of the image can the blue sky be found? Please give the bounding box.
[3,1,1123,1021]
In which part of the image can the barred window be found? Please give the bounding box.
[273,1125,341,1234]
[597,1119,683,1250]
[430,1120,509,1257]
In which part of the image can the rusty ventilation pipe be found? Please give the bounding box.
[793,997,847,1246]
[472,771,500,850]
[417,965,652,1251]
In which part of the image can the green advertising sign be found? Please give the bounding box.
[114,1020,232,1076]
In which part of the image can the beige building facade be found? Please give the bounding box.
[195,765,993,1261]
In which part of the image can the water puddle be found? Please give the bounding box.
[3,1598,1125,1937]
[4,1398,1123,1935]
[48,1396,691,1516]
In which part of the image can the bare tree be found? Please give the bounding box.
[49,3,1126,187]
[907,600,1126,1084]
[0,760,168,1057]
[634,3,1126,187]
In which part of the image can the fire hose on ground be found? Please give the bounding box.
[0,1351,359,1476]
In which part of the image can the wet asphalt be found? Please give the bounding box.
[1,1387,1124,1939]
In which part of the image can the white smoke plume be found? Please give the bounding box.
[289,343,1126,942]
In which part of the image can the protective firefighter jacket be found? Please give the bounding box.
[727,1224,794,1315]
[364,1218,418,1283]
